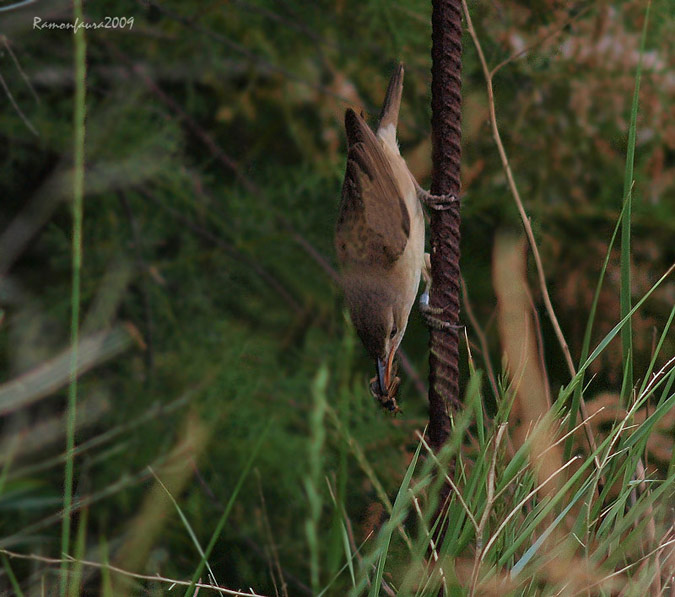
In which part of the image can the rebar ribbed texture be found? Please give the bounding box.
[428,0,463,452]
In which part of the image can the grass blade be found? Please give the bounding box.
[2,554,25,597]
[368,439,423,597]
[183,424,269,597]
[564,201,625,461]
[61,1,87,594]
[620,0,651,403]
[576,263,674,383]
[151,467,218,587]
[638,305,675,398]
[306,366,329,594]
[510,478,593,577]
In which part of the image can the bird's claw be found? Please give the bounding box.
[420,191,458,211]
[414,180,458,211]
[419,301,463,332]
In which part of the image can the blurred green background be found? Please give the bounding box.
[0,0,673,594]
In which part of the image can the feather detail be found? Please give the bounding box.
[377,63,404,137]
[336,109,410,269]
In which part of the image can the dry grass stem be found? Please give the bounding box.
[574,535,675,595]
[461,0,602,469]
[469,423,507,596]
[0,548,269,597]
[410,492,447,595]
[416,431,479,533]
[478,455,580,574]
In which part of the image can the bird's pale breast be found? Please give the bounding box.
[381,146,425,323]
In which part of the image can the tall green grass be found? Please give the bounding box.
[61,1,87,595]
[0,1,671,596]
[620,1,652,404]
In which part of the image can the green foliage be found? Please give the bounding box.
[0,0,673,595]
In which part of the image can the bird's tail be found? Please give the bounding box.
[377,63,404,135]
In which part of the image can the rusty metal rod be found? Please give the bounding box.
[429,0,463,452]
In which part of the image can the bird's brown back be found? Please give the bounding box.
[335,109,410,270]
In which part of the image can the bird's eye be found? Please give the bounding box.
[390,326,397,339]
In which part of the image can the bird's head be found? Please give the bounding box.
[342,274,408,396]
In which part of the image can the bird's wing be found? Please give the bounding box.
[336,109,410,269]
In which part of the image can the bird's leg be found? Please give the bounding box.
[412,177,458,211]
[419,253,464,332]
[419,252,432,308]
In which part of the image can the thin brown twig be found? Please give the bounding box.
[461,0,602,471]
[1,35,40,103]
[0,548,269,597]
[463,1,576,377]
[0,69,38,136]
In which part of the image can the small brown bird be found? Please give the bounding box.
[335,64,455,409]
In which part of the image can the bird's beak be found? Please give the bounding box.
[376,358,388,395]
[375,346,397,395]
